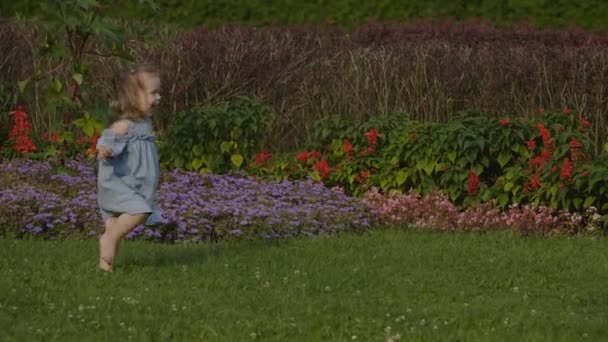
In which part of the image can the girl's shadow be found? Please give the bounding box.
[121,244,218,268]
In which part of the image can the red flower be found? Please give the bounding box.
[310,151,320,159]
[581,118,591,128]
[560,158,572,181]
[296,150,320,164]
[539,107,545,113]
[563,107,572,115]
[582,170,590,176]
[540,149,552,160]
[537,123,552,144]
[342,139,354,155]
[77,135,89,145]
[8,106,37,154]
[467,170,480,196]
[42,131,60,143]
[527,139,537,150]
[252,149,274,167]
[409,133,416,140]
[500,118,510,126]
[569,137,583,149]
[85,131,100,156]
[364,128,380,146]
[296,151,308,163]
[313,158,331,179]
[524,173,543,191]
[531,156,545,168]
[571,149,590,162]
[50,131,59,143]
[360,169,370,179]
[551,165,558,173]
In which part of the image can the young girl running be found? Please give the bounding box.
[96,64,162,272]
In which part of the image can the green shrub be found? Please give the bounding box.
[4,0,608,31]
[159,96,275,173]
[250,109,607,215]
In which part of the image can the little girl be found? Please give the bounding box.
[96,64,162,272]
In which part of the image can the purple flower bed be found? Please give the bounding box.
[0,159,376,242]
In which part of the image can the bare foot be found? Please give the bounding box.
[99,233,114,272]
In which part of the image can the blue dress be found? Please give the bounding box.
[96,118,161,225]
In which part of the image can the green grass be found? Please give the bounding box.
[1,229,607,341]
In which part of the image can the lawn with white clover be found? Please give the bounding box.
[1,229,607,341]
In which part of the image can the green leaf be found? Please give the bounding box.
[422,160,434,175]
[18,79,30,93]
[139,0,160,12]
[497,152,511,168]
[573,198,583,210]
[52,78,63,93]
[481,156,490,167]
[310,170,321,182]
[192,145,203,157]
[72,73,83,85]
[73,118,85,127]
[584,196,596,208]
[76,0,100,9]
[191,158,203,170]
[231,154,244,168]
[472,164,483,175]
[220,141,232,154]
[447,151,457,163]
[83,126,94,137]
[396,170,408,186]
[549,185,559,197]
[604,142,608,153]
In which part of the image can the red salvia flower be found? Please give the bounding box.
[8,106,37,154]
[342,139,354,155]
[313,158,331,179]
[252,149,274,167]
[569,137,583,149]
[581,118,591,128]
[560,158,573,181]
[364,128,380,146]
[467,170,480,196]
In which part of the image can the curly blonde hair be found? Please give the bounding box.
[109,64,159,122]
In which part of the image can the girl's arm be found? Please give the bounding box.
[96,120,132,159]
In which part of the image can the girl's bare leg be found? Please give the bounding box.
[99,213,149,272]
[99,217,117,271]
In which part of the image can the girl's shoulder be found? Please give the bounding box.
[108,119,132,136]
[105,117,153,140]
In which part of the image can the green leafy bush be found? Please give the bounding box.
[5,0,608,31]
[159,96,275,173]
[250,109,607,218]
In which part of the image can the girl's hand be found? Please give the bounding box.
[97,146,113,160]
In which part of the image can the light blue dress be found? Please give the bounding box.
[96,118,161,225]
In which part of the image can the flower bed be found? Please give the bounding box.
[0,159,375,242]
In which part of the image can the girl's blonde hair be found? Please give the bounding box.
[109,64,159,121]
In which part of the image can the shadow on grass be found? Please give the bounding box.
[120,244,215,268]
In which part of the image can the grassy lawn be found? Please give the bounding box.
[1,229,607,341]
